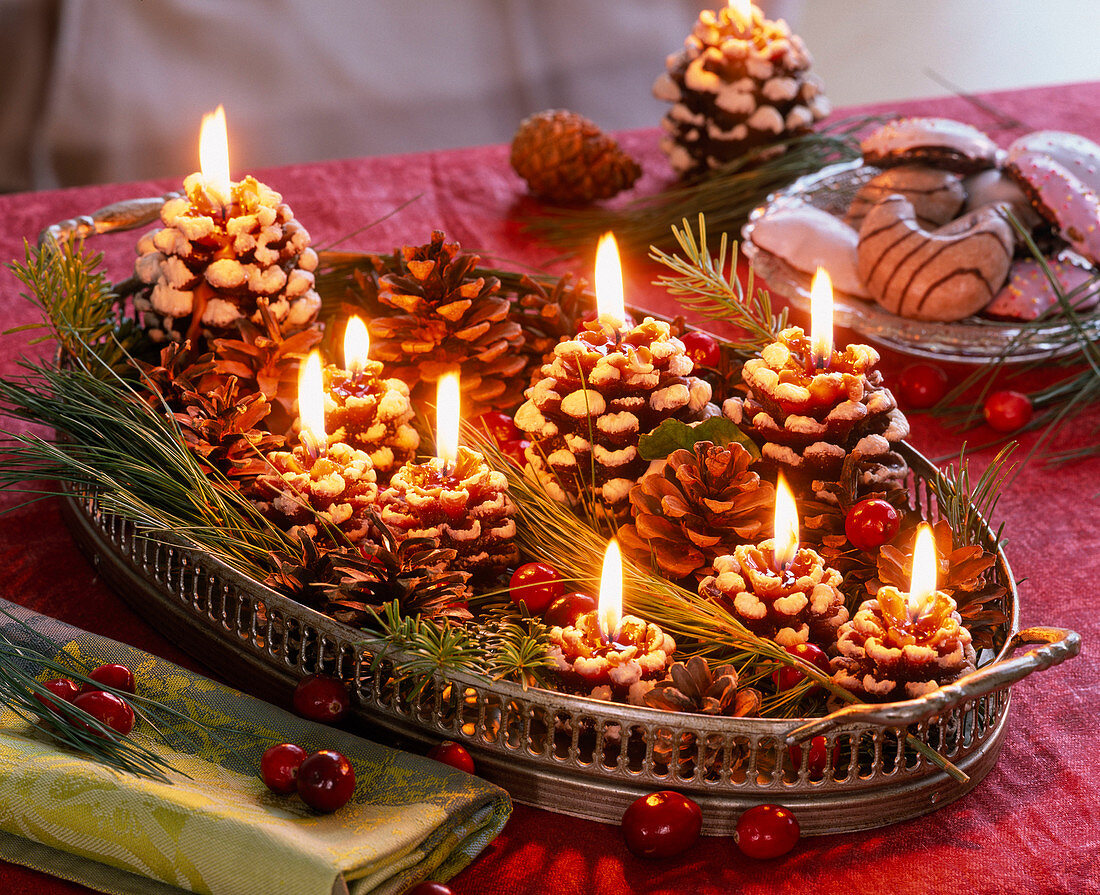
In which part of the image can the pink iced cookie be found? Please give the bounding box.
[861,117,999,174]
[1007,131,1100,195]
[984,257,1099,321]
[1007,153,1100,264]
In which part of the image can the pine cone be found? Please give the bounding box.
[367,231,527,416]
[869,520,1007,651]
[645,656,761,716]
[510,110,642,204]
[263,530,334,607]
[137,341,216,409]
[652,7,829,176]
[618,441,774,580]
[508,272,594,387]
[133,176,320,345]
[210,298,323,434]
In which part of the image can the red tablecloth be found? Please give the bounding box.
[1,83,1097,895]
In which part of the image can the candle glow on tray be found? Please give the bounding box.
[810,267,834,368]
[597,539,624,643]
[772,473,799,572]
[436,373,461,469]
[198,105,232,206]
[298,350,327,458]
[594,232,626,330]
[908,523,939,621]
[343,315,370,378]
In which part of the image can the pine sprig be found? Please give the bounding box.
[475,605,554,690]
[650,214,787,357]
[930,444,1016,552]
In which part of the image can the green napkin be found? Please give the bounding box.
[0,600,511,895]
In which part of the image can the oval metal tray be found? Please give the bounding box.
[57,445,1079,837]
[741,160,1100,363]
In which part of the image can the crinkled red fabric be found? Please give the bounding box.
[0,83,1097,895]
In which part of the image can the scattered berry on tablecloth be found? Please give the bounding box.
[983,390,1033,432]
[428,741,476,775]
[72,690,135,737]
[34,678,79,713]
[297,749,356,812]
[81,663,136,695]
[261,743,307,795]
[734,804,801,859]
[292,674,350,723]
[844,498,901,551]
[403,883,454,895]
[509,562,565,614]
[621,791,703,858]
[897,363,949,409]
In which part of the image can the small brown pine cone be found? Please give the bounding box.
[378,447,518,579]
[507,272,595,387]
[510,109,642,204]
[515,318,714,519]
[644,656,760,717]
[652,6,829,176]
[133,176,320,346]
[367,231,526,416]
[698,542,848,649]
[322,362,419,484]
[831,588,976,701]
[618,441,774,580]
[249,442,378,543]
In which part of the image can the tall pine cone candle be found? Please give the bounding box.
[653,1,830,176]
[133,108,320,345]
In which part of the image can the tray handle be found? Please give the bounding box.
[38,193,179,247]
[785,625,1081,745]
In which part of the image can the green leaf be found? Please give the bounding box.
[637,417,760,461]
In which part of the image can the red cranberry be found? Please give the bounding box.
[297,750,356,812]
[680,331,722,369]
[403,884,454,895]
[35,678,79,713]
[621,791,702,858]
[474,411,520,445]
[293,674,350,723]
[499,437,531,468]
[984,390,1033,433]
[428,741,476,775]
[788,736,840,779]
[81,663,136,695]
[544,592,597,628]
[261,743,307,795]
[734,804,800,859]
[844,498,901,551]
[509,562,565,614]
[771,642,831,692]
[71,690,135,737]
[897,363,949,409]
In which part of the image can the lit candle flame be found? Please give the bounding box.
[198,105,232,205]
[810,267,834,368]
[772,473,799,572]
[598,539,623,643]
[594,232,626,329]
[727,0,754,29]
[436,372,460,468]
[343,316,370,377]
[297,351,326,458]
[908,523,938,620]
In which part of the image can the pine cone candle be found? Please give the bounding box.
[134,176,320,345]
[618,441,774,580]
[832,588,976,701]
[510,109,642,204]
[653,3,830,176]
[322,362,419,483]
[515,317,714,518]
[249,442,379,543]
[723,327,909,498]
[698,541,847,649]
[378,446,518,578]
[367,231,527,416]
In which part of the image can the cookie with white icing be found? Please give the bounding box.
[750,205,868,298]
[860,118,999,175]
[857,195,1015,321]
[845,165,965,231]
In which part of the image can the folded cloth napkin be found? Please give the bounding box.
[0,599,511,895]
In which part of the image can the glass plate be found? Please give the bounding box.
[741,160,1100,363]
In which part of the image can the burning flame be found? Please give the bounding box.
[908,523,938,619]
[772,473,799,572]
[810,267,834,368]
[343,316,370,376]
[594,232,626,328]
[436,373,460,467]
[598,539,623,642]
[198,105,231,204]
[297,351,326,457]
[727,0,754,29]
